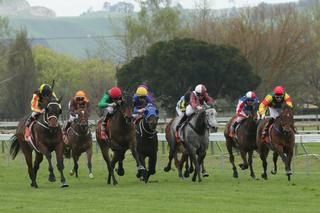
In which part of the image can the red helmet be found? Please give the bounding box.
[273,86,285,95]
[109,87,122,98]
[245,91,256,99]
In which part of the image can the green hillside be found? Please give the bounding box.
[8,13,124,58]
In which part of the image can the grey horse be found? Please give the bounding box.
[169,108,218,182]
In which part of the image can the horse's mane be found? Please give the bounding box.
[194,110,206,135]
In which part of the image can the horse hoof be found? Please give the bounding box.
[251,174,256,179]
[89,173,94,179]
[239,164,248,170]
[31,183,38,188]
[261,174,268,180]
[271,170,277,175]
[61,182,69,188]
[117,168,124,176]
[164,167,171,172]
[49,176,56,182]
[70,169,74,176]
[233,172,239,178]
[202,172,209,177]
[184,171,190,178]
[113,181,118,186]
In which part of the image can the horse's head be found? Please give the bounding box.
[143,103,159,131]
[279,105,294,136]
[119,95,134,124]
[205,108,218,132]
[74,108,89,133]
[45,97,62,128]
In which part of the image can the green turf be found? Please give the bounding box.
[0,144,320,213]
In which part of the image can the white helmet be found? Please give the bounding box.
[195,84,207,95]
[245,91,257,99]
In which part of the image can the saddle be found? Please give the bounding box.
[24,121,40,153]
[98,117,112,141]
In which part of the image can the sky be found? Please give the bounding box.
[27,0,299,16]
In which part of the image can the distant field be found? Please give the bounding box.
[0,142,319,213]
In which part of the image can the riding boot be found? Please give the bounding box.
[63,121,71,134]
[175,114,188,141]
[262,118,274,139]
[229,121,239,137]
[101,113,111,140]
[24,115,35,141]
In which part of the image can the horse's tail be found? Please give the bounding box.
[9,134,20,160]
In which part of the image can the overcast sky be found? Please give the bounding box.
[27,0,299,16]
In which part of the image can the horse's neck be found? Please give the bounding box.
[189,112,206,135]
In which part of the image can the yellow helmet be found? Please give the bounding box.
[136,87,148,96]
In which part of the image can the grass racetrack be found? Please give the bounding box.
[0,142,319,213]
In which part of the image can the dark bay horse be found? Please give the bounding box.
[224,112,258,179]
[96,99,147,185]
[257,105,295,181]
[10,97,68,188]
[168,108,218,182]
[64,107,93,179]
[135,103,159,182]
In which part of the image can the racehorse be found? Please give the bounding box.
[96,97,147,185]
[224,110,258,179]
[168,108,218,182]
[135,103,159,182]
[64,107,93,179]
[10,97,68,188]
[257,105,295,181]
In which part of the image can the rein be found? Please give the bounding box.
[136,118,157,138]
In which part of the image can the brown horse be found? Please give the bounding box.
[257,105,295,181]
[10,97,68,188]
[96,98,147,185]
[224,111,258,179]
[64,107,93,179]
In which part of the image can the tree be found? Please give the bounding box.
[3,29,37,118]
[117,38,260,113]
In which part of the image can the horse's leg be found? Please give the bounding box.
[72,153,80,178]
[186,144,201,182]
[55,142,69,187]
[117,155,125,176]
[22,148,37,188]
[189,156,194,174]
[260,145,269,180]
[86,145,94,179]
[226,140,238,178]
[164,145,175,172]
[285,147,294,181]
[33,152,43,180]
[239,150,249,170]
[248,150,255,179]
[130,144,147,183]
[99,143,117,185]
[271,152,278,175]
[37,142,56,182]
[201,152,209,177]
[182,152,189,178]
[136,153,146,179]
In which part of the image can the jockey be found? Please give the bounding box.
[133,86,153,118]
[229,91,259,137]
[63,90,90,134]
[176,90,191,117]
[138,83,154,102]
[259,86,293,138]
[25,84,58,139]
[98,86,123,140]
[176,84,215,133]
